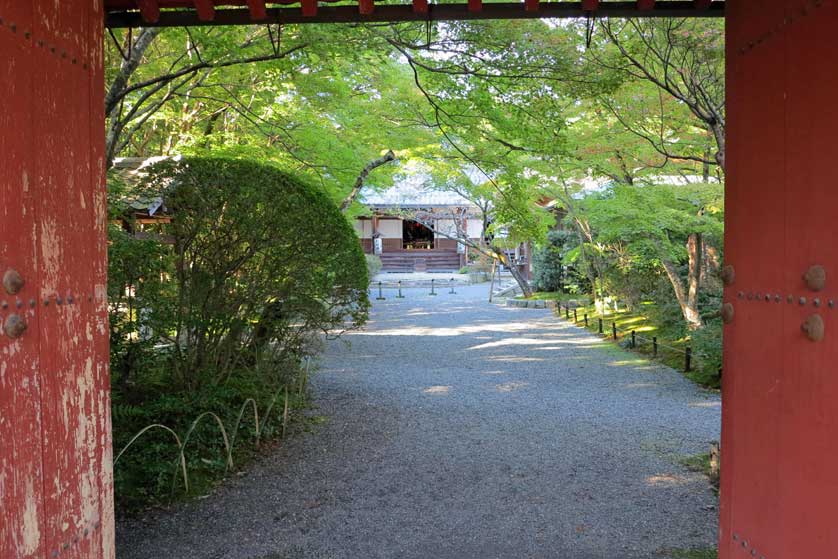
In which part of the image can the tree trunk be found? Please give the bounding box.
[499,251,533,298]
[686,232,703,324]
[571,216,604,308]
[488,258,497,302]
[661,238,704,330]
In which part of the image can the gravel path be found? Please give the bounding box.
[117,285,720,559]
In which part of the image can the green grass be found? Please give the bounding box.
[518,291,591,302]
[681,450,720,494]
[681,452,712,474]
[544,296,720,389]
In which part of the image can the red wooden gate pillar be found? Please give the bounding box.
[0,1,114,558]
[723,1,838,557]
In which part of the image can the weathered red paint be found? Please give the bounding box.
[0,1,113,558]
[722,0,838,557]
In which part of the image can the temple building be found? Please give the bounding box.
[354,183,485,273]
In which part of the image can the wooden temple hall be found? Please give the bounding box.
[8,2,838,559]
[355,184,484,272]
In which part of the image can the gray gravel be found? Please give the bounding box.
[116,285,720,559]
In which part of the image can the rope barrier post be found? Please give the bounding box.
[612,322,617,341]
[376,281,386,301]
[396,280,405,299]
[653,336,658,357]
[573,308,578,323]
[685,347,692,372]
[598,317,603,334]
[631,330,636,348]
[449,278,456,294]
[565,306,570,320]
[584,313,589,327]
[430,278,437,296]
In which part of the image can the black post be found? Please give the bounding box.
[584,314,589,327]
[598,317,603,334]
[430,278,437,296]
[449,278,456,294]
[573,308,578,323]
[653,337,658,357]
[396,280,405,299]
[612,322,617,341]
[631,330,636,348]
[565,306,570,320]
[376,281,386,301]
[685,347,692,372]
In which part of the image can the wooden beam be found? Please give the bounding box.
[135,0,160,23]
[106,2,726,27]
[302,0,317,16]
[246,0,267,20]
[582,0,599,10]
[525,0,539,11]
[193,0,215,21]
[412,0,428,14]
[468,0,483,12]
[637,0,655,9]
[359,0,374,14]
[694,0,713,7]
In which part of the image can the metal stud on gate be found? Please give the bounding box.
[803,264,826,292]
[802,314,825,342]
[720,264,735,286]
[4,314,26,339]
[721,302,735,324]
[2,269,24,295]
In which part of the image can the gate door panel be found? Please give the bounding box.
[0,1,114,558]
[724,1,838,557]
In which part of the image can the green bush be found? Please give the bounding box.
[108,157,369,510]
[690,320,723,388]
[533,230,569,292]
[110,157,369,390]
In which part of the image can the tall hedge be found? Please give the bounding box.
[109,157,369,392]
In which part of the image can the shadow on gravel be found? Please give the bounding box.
[116,286,720,559]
